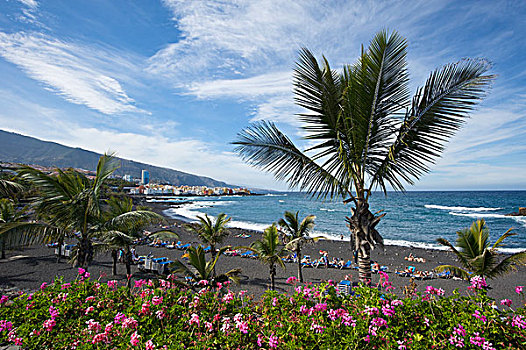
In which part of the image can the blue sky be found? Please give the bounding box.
[0,0,525,190]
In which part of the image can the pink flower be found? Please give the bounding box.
[152,296,163,305]
[468,276,487,290]
[470,332,485,346]
[272,297,278,306]
[453,324,466,337]
[269,335,279,348]
[155,310,165,320]
[0,320,13,332]
[49,306,59,320]
[472,310,487,323]
[197,280,209,286]
[105,322,113,333]
[141,302,150,314]
[449,334,464,348]
[107,280,117,289]
[511,315,526,329]
[397,340,407,350]
[286,276,298,284]
[43,319,56,332]
[86,319,101,333]
[91,332,108,344]
[222,291,234,303]
[85,306,94,315]
[500,299,512,307]
[78,267,86,276]
[61,283,71,290]
[134,279,147,288]
[205,322,214,332]
[40,282,47,290]
[0,295,8,305]
[516,286,524,294]
[114,312,126,324]
[257,334,263,347]
[189,313,200,326]
[146,339,156,350]
[310,322,325,334]
[122,317,138,329]
[130,331,141,346]
[85,296,95,303]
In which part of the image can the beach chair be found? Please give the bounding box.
[178,243,191,250]
[240,251,251,258]
[437,271,451,279]
[157,260,173,274]
[340,260,353,269]
[337,280,352,295]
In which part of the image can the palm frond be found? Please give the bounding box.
[370,58,494,191]
[233,121,343,199]
[489,250,526,278]
[436,237,470,268]
[434,264,471,279]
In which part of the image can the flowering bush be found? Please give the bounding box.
[0,273,525,349]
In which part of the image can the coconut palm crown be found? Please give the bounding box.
[246,224,287,290]
[436,219,526,280]
[278,211,318,283]
[234,30,494,282]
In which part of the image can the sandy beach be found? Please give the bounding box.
[1,201,525,306]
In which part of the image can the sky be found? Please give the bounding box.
[0,0,525,191]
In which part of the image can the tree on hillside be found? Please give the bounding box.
[185,213,231,276]
[246,224,287,290]
[234,30,494,283]
[278,211,318,283]
[436,219,526,280]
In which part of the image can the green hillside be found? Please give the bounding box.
[0,130,232,187]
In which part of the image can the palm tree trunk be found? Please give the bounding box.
[296,249,303,283]
[210,244,216,277]
[357,247,371,284]
[270,264,276,290]
[56,238,63,263]
[125,247,132,289]
[1,240,5,260]
[347,198,383,284]
[111,249,118,275]
[77,237,93,268]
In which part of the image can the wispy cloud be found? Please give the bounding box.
[17,0,38,9]
[0,32,146,115]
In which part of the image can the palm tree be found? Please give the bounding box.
[436,219,526,280]
[102,196,170,280]
[246,224,286,290]
[17,154,120,267]
[171,246,241,287]
[278,211,318,283]
[0,199,29,259]
[234,30,494,283]
[185,213,230,275]
[0,179,24,199]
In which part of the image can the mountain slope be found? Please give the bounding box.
[0,130,233,187]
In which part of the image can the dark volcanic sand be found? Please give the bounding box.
[1,201,525,307]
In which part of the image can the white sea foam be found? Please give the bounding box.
[425,204,502,211]
[278,200,285,203]
[320,208,336,212]
[265,193,287,197]
[449,212,526,227]
[227,220,268,232]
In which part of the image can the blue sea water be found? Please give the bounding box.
[157,191,526,252]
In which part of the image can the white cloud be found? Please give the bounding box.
[17,0,38,9]
[0,32,146,115]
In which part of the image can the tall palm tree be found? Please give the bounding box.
[278,211,317,283]
[436,219,526,280]
[234,30,494,283]
[102,196,170,280]
[171,246,241,287]
[17,154,120,267]
[185,213,230,275]
[246,224,286,290]
[0,179,24,199]
[0,199,29,259]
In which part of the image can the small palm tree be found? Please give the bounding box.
[185,213,230,275]
[171,246,241,287]
[247,224,287,290]
[0,199,29,259]
[234,30,494,283]
[102,196,170,281]
[17,154,120,267]
[278,211,318,283]
[436,219,526,280]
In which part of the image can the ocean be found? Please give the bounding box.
[155,191,526,252]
